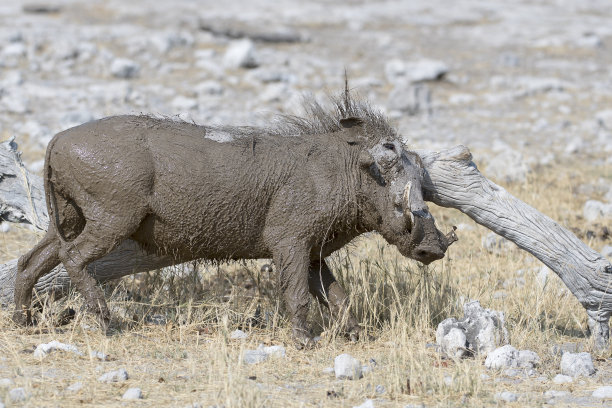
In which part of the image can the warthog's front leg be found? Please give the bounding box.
[272,240,313,349]
[308,259,361,341]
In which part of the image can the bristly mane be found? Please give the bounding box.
[269,87,399,145]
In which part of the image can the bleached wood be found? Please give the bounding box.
[1,139,610,346]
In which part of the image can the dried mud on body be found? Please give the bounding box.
[1,0,612,407]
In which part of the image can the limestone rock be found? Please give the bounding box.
[334,353,362,380]
[560,352,595,377]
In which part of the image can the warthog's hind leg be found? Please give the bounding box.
[13,228,61,326]
[308,259,362,341]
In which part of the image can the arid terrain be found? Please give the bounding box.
[0,0,611,407]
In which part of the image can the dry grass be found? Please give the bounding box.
[0,158,611,407]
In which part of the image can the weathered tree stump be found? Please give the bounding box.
[1,138,610,347]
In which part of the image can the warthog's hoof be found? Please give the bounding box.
[12,309,32,327]
[292,327,317,350]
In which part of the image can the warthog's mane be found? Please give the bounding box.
[267,92,399,145]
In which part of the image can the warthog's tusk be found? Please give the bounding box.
[444,226,459,247]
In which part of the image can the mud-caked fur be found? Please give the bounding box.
[13,91,454,347]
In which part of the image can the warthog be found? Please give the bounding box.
[13,90,456,346]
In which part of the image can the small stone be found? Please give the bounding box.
[601,245,612,259]
[122,387,143,400]
[89,350,108,361]
[553,374,573,384]
[592,386,612,399]
[437,326,468,358]
[223,39,259,69]
[230,329,248,340]
[110,58,140,79]
[495,391,518,402]
[482,232,514,253]
[560,352,595,378]
[485,345,517,369]
[0,223,10,233]
[171,95,198,111]
[480,373,490,380]
[0,378,15,388]
[583,200,612,222]
[262,345,285,359]
[385,58,448,83]
[486,149,530,183]
[9,387,28,402]
[596,109,612,130]
[334,353,362,380]
[67,382,83,392]
[353,399,375,408]
[375,384,385,394]
[98,368,129,383]
[33,340,82,358]
[322,367,334,374]
[544,390,570,399]
[243,349,268,364]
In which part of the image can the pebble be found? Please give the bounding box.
[583,200,612,221]
[98,368,129,383]
[385,58,448,83]
[544,390,570,399]
[67,382,83,392]
[223,39,259,69]
[560,352,595,377]
[110,58,140,79]
[552,374,573,384]
[485,148,531,183]
[334,353,362,380]
[0,378,15,388]
[89,350,108,361]
[230,329,248,340]
[9,387,28,402]
[482,232,514,253]
[122,387,143,400]
[495,391,518,402]
[600,245,612,259]
[243,349,268,364]
[353,399,375,408]
[592,386,612,399]
[33,340,83,358]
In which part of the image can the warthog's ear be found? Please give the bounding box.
[340,117,364,129]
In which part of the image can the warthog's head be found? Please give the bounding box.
[341,118,456,264]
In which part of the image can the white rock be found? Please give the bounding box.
[545,390,570,399]
[583,200,612,221]
[9,387,28,402]
[0,223,10,233]
[67,382,83,392]
[385,58,448,83]
[334,353,362,380]
[485,345,518,369]
[596,110,612,130]
[196,80,224,96]
[89,350,108,361]
[223,39,259,69]
[552,374,573,384]
[482,232,514,253]
[495,391,518,402]
[33,340,82,358]
[243,349,268,364]
[262,345,285,359]
[171,95,198,111]
[230,329,248,339]
[110,58,140,79]
[0,378,15,388]
[486,149,530,183]
[537,266,550,288]
[437,326,468,358]
[592,386,612,399]
[516,350,540,368]
[601,245,612,259]
[353,399,375,408]
[98,368,129,383]
[387,83,431,115]
[1,90,29,114]
[322,367,334,374]
[122,387,143,400]
[560,352,595,377]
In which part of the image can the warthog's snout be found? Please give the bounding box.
[407,210,458,265]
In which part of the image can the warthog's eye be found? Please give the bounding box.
[383,142,395,151]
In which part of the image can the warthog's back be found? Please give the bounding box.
[47,115,301,261]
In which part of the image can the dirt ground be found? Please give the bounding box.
[1,0,612,407]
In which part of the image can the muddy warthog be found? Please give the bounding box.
[13,90,456,347]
